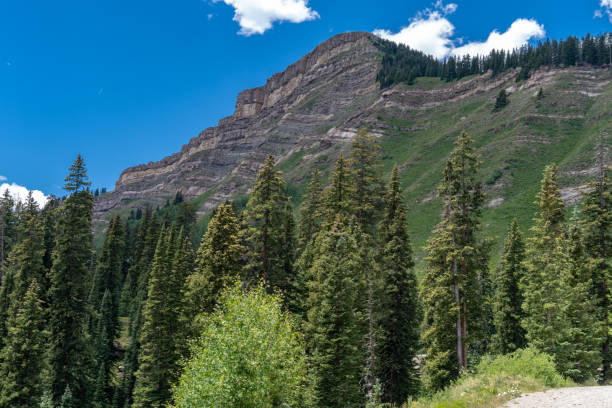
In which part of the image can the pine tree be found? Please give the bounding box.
[0,279,47,407]
[297,169,323,249]
[132,227,193,408]
[522,165,568,369]
[93,290,114,407]
[580,141,611,381]
[377,166,420,403]
[185,204,242,329]
[304,215,367,408]
[48,155,95,405]
[0,190,17,271]
[348,128,385,232]
[323,155,351,219]
[491,219,527,354]
[244,155,295,293]
[560,216,602,381]
[494,89,508,111]
[421,131,490,390]
[90,214,125,353]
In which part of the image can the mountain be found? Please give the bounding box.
[94,31,612,260]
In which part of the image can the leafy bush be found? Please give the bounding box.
[171,283,312,408]
[404,348,571,408]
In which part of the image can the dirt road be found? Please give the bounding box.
[502,386,612,407]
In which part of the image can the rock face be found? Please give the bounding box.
[95,31,381,218]
[95,31,611,250]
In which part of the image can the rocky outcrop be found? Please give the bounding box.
[95,31,381,218]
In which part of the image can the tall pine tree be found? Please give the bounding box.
[0,279,47,408]
[47,154,96,406]
[421,131,490,390]
[376,166,420,403]
[244,155,295,293]
[491,219,527,354]
[580,142,611,381]
[185,204,242,329]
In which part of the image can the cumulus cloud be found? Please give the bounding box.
[595,0,612,22]
[374,2,545,59]
[214,0,319,35]
[452,19,545,57]
[0,182,48,208]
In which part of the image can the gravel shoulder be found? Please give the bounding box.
[502,386,612,408]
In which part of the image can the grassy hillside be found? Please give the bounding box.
[183,66,611,273]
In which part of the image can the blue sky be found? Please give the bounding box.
[1,0,610,201]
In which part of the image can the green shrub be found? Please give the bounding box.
[171,283,312,408]
[404,348,570,408]
[477,348,566,387]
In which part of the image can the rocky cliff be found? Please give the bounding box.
[95,31,612,253]
[95,31,381,218]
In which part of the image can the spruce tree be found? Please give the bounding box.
[244,155,295,293]
[323,155,351,219]
[132,227,193,408]
[186,204,242,327]
[93,290,114,407]
[304,214,367,408]
[580,149,611,381]
[0,190,17,272]
[560,216,602,381]
[491,219,527,354]
[0,279,47,408]
[522,165,568,368]
[91,215,125,327]
[421,131,490,390]
[48,155,95,405]
[297,169,323,249]
[348,128,385,232]
[377,166,420,403]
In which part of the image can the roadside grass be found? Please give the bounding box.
[404,348,574,408]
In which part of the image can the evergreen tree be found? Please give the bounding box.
[244,155,295,293]
[421,131,490,390]
[348,128,385,232]
[185,204,242,328]
[0,279,47,408]
[0,190,17,271]
[580,147,611,381]
[132,227,193,408]
[494,89,508,111]
[297,169,323,249]
[560,217,602,381]
[522,165,568,370]
[491,219,527,354]
[377,166,420,403]
[304,215,367,408]
[47,155,95,405]
[91,215,125,338]
[323,154,351,219]
[93,290,114,407]
[41,196,60,273]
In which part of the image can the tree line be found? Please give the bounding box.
[375,32,612,87]
[0,129,609,407]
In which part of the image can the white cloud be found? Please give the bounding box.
[374,2,545,59]
[452,19,545,57]
[0,182,48,208]
[374,11,455,59]
[595,0,612,22]
[0,175,6,182]
[214,0,319,36]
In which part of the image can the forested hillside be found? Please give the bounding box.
[0,30,610,408]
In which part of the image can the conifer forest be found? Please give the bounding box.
[0,125,609,408]
[1,21,612,408]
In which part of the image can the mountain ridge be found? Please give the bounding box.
[94,32,612,259]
